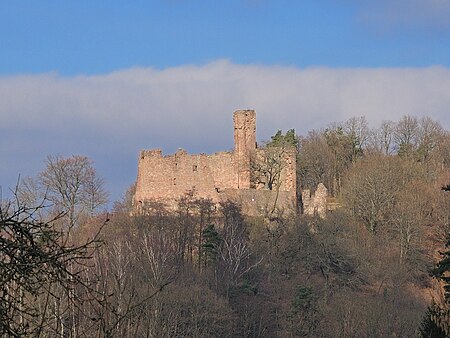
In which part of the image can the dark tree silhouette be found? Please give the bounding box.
[0,195,104,336]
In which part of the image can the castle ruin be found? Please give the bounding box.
[134,110,298,215]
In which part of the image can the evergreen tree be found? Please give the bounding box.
[419,304,448,338]
[288,286,320,337]
[432,233,450,305]
[201,224,222,267]
[268,129,297,148]
[433,184,450,305]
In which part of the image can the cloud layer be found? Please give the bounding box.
[1,60,449,201]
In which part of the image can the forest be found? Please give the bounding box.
[1,115,450,337]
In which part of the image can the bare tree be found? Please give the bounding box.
[323,124,355,195]
[140,230,178,289]
[217,202,262,292]
[416,117,445,164]
[367,120,395,155]
[341,156,404,234]
[297,130,335,193]
[251,146,286,191]
[251,129,297,192]
[39,155,108,227]
[394,115,419,158]
[343,116,369,161]
[392,182,431,265]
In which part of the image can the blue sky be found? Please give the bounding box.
[2,0,449,75]
[1,0,450,204]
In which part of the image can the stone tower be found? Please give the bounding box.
[233,110,256,189]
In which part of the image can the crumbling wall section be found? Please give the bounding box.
[302,183,328,218]
[252,146,296,192]
[280,147,296,192]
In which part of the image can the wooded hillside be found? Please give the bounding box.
[2,115,449,337]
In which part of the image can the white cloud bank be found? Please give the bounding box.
[1,60,449,201]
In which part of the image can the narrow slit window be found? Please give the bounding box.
[193,165,198,172]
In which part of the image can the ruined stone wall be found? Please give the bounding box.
[134,148,238,207]
[280,147,296,192]
[221,189,296,216]
[134,109,298,215]
[302,183,328,218]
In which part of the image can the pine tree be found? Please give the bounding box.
[419,304,447,338]
[268,129,297,148]
[201,224,222,267]
[432,234,450,305]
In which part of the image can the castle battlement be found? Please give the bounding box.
[140,149,163,159]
